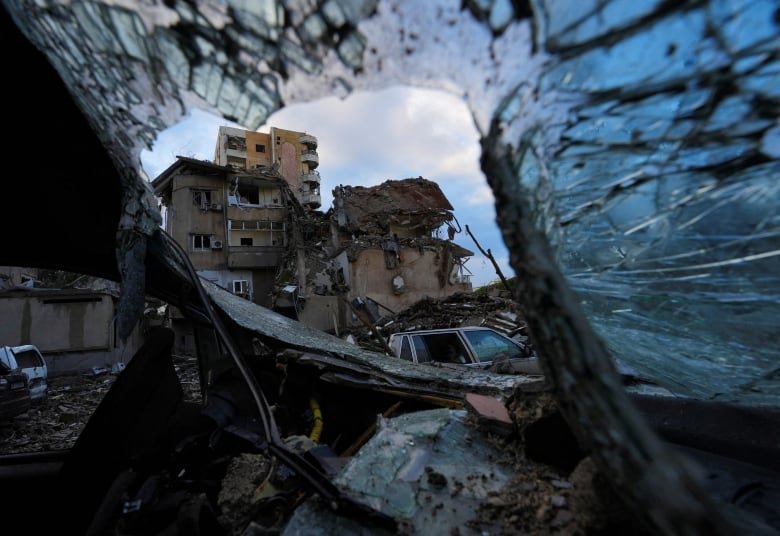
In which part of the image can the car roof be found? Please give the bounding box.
[11,345,39,353]
[390,326,504,336]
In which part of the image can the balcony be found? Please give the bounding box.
[298,133,318,148]
[301,171,320,185]
[300,150,319,168]
[228,246,284,268]
[300,192,321,208]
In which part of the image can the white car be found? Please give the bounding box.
[387,326,542,375]
[0,345,48,403]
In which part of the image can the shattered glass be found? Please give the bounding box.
[4,0,775,404]
[529,0,780,406]
[3,0,779,532]
[284,408,513,534]
[8,0,780,414]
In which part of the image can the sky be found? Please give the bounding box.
[140,85,513,288]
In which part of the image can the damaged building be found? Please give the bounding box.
[151,157,298,308]
[1,2,779,536]
[153,128,475,335]
[213,125,322,209]
[296,177,474,332]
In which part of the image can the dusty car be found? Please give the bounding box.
[388,326,542,374]
[0,361,31,422]
[0,345,47,403]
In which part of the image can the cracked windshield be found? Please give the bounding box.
[1,1,778,535]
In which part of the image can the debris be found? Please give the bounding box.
[464,393,514,436]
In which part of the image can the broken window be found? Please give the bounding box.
[192,235,210,251]
[229,184,260,206]
[240,237,252,246]
[226,135,246,151]
[413,333,469,365]
[227,156,246,168]
[7,1,780,534]
[255,144,265,153]
[232,280,249,298]
[192,190,211,209]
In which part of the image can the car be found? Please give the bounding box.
[387,326,543,375]
[0,345,48,403]
[0,360,31,421]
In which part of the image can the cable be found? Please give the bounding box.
[159,230,396,529]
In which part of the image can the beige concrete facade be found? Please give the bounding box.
[152,158,292,307]
[343,247,472,314]
[0,289,145,376]
[214,126,321,209]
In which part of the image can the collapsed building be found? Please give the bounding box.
[294,177,474,331]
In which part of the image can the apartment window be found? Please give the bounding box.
[229,184,260,205]
[192,190,212,209]
[192,235,211,250]
[227,156,246,168]
[240,237,253,246]
[255,144,266,153]
[226,135,246,151]
[233,280,249,298]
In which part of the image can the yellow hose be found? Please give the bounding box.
[309,397,323,443]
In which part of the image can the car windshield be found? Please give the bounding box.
[463,330,525,363]
[410,333,470,365]
[12,350,42,369]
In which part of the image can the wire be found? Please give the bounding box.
[158,230,396,529]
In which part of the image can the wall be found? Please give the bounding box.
[271,127,307,191]
[245,131,272,169]
[168,174,227,271]
[0,290,145,376]
[297,295,344,333]
[344,247,471,319]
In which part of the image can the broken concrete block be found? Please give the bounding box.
[464,392,514,436]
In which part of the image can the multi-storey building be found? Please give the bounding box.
[153,128,475,337]
[213,126,321,209]
[151,156,296,308]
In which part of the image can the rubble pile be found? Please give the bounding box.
[0,354,201,453]
[344,291,535,355]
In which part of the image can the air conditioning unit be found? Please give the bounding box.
[209,203,223,211]
[211,240,223,250]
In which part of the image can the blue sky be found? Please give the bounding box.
[140,85,512,288]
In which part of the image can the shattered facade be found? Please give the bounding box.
[152,157,298,308]
[295,178,474,331]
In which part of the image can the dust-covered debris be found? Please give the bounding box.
[342,291,534,356]
[0,353,201,454]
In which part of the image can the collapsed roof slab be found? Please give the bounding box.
[333,178,455,236]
